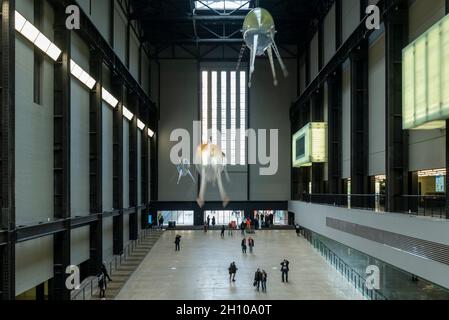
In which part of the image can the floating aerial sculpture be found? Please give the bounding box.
[176,158,196,185]
[194,141,229,208]
[238,7,288,87]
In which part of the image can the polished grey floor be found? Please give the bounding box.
[116,230,364,300]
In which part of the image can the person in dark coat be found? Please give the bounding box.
[253,268,262,291]
[159,215,164,229]
[248,237,255,253]
[280,259,290,283]
[207,215,211,227]
[212,216,216,229]
[240,221,246,235]
[174,234,182,251]
[221,225,225,238]
[295,224,301,237]
[261,270,268,292]
[100,262,112,288]
[241,238,247,253]
[98,274,106,299]
[228,262,238,282]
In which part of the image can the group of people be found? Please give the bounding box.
[228,259,290,292]
[241,237,255,253]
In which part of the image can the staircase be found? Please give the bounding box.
[90,229,164,300]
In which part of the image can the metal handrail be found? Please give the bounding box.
[302,230,387,301]
[71,228,152,300]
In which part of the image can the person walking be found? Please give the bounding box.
[174,234,182,251]
[241,238,247,254]
[280,259,290,283]
[240,221,245,236]
[221,225,225,238]
[212,216,216,229]
[253,268,262,291]
[100,262,112,288]
[159,214,164,229]
[228,222,234,237]
[228,262,238,282]
[248,237,255,253]
[295,224,301,237]
[261,270,268,292]
[98,273,106,299]
[207,215,211,228]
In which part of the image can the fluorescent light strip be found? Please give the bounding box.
[122,106,134,121]
[102,88,119,108]
[148,128,155,138]
[15,11,61,61]
[70,59,96,90]
[137,119,145,130]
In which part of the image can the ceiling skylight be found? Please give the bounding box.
[195,1,250,11]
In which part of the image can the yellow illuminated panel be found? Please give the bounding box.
[292,122,327,168]
[403,14,449,130]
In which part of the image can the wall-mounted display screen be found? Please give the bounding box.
[296,136,305,160]
[292,122,327,168]
[436,176,445,193]
[403,13,449,130]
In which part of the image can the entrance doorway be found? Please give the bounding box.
[204,211,243,226]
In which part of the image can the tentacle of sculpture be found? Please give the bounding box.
[271,37,288,78]
[197,167,207,208]
[267,46,278,86]
[249,34,259,88]
[216,172,230,208]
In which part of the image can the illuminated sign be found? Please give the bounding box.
[403,14,449,130]
[292,122,327,168]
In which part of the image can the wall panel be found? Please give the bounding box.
[368,33,386,176]
[342,61,351,179]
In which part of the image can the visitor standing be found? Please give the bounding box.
[175,234,182,251]
[280,259,290,283]
[212,216,216,229]
[261,270,268,292]
[228,262,237,282]
[221,225,225,238]
[159,214,164,229]
[248,237,255,253]
[241,238,247,253]
[207,215,211,228]
[253,268,262,291]
[100,262,112,288]
[98,273,106,299]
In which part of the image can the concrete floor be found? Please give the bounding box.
[116,230,364,300]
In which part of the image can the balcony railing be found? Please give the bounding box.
[295,193,448,219]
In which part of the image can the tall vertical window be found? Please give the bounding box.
[201,68,247,165]
[221,72,227,156]
[211,72,218,145]
[240,72,246,165]
[230,72,237,165]
[201,71,208,144]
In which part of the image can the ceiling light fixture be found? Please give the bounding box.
[15,11,62,61]
[137,119,145,130]
[148,128,155,138]
[102,88,119,108]
[122,106,134,121]
[70,59,96,90]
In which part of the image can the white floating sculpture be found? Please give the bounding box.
[194,141,229,208]
[176,158,195,185]
[239,7,288,87]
